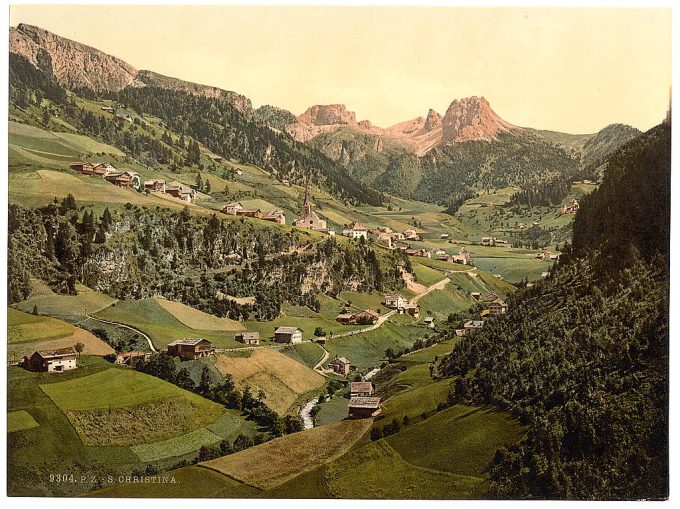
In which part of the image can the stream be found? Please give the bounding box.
[300,396,320,429]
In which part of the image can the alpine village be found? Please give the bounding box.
[6,21,669,501]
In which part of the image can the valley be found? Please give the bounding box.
[6,20,669,501]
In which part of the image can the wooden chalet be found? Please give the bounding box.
[70,162,95,174]
[274,327,303,344]
[92,163,117,176]
[400,303,420,318]
[235,332,260,345]
[24,347,77,373]
[144,179,166,192]
[384,294,408,310]
[166,338,214,360]
[335,309,379,325]
[262,210,286,225]
[236,208,263,219]
[424,316,435,328]
[488,299,508,316]
[348,397,382,419]
[453,247,471,265]
[350,381,374,397]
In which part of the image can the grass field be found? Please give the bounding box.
[324,321,427,370]
[214,349,324,414]
[202,419,372,489]
[412,262,447,286]
[16,280,116,322]
[8,410,40,433]
[8,308,75,343]
[94,298,243,349]
[40,367,226,446]
[155,298,244,331]
[131,427,223,462]
[89,466,261,498]
[386,404,526,476]
[315,394,351,426]
[325,440,483,499]
[280,342,325,368]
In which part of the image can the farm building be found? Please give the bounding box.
[221,201,243,215]
[235,332,260,345]
[104,171,141,189]
[329,356,352,376]
[384,294,408,310]
[463,320,485,336]
[114,351,151,365]
[471,292,481,301]
[484,293,500,302]
[405,248,431,258]
[335,310,379,325]
[440,233,450,240]
[424,316,435,328]
[262,210,286,225]
[70,162,94,174]
[274,327,303,344]
[92,163,117,176]
[376,234,393,249]
[561,199,580,214]
[453,247,471,265]
[166,338,215,360]
[348,397,382,419]
[165,185,196,203]
[400,304,420,318]
[350,381,374,397]
[144,179,166,192]
[342,222,369,240]
[403,229,420,240]
[236,208,263,219]
[24,347,77,373]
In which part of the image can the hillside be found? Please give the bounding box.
[435,123,670,499]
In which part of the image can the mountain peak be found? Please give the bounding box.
[298,104,358,126]
[441,96,517,143]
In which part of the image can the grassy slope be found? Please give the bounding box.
[8,307,75,343]
[214,349,324,414]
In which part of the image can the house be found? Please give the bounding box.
[401,304,420,318]
[293,180,328,231]
[221,201,243,215]
[471,292,481,301]
[336,310,379,325]
[453,247,471,265]
[350,381,374,397]
[24,347,77,373]
[212,156,223,163]
[114,351,151,365]
[541,271,551,279]
[424,316,435,328]
[144,179,166,192]
[165,185,195,203]
[434,249,447,256]
[236,208,263,219]
[70,162,94,174]
[116,113,134,123]
[262,210,286,225]
[232,167,243,176]
[105,171,140,189]
[384,294,408,309]
[342,222,369,240]
[440,233,450,240]
[535,251,552,260]
[561,199,580,214]
[329,356,351,376]
[488,299,508,316]
[455,329,466,337]
[402,229,420,240]
[405,248,431,258]
[348,397,382,419]
[376,234,393,249]
[274,326,303,344]
[235,332,260,345]
[166,338,214,360]
[315,337,327,346]
[101,106,114,113]
[393,242,409,251]
[92,163,117,176]
[464,320,485,336]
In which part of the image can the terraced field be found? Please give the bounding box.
[155,298,244,332]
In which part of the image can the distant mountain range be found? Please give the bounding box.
[9,23,643,207]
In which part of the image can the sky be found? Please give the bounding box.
[9,5,672,133]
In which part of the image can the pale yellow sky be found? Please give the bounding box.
[9,5,671,133]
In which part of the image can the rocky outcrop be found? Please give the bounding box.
[288,97,520,156]
[441,96,517,143]
[10,24,137,92]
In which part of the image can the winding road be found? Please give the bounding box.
[83,314,158,353]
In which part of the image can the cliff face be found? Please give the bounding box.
[441,96,517,143]
[9,24,252,113]
[10,24,137,92]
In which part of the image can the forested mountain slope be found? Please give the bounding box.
[435,123,670,499]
